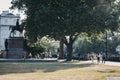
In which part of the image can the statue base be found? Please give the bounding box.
[7,37,25,59]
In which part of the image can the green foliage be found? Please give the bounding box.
[11,0,120,60]
[11,0,119,42]
[23,39,45,57]
[27,46,45,57]
[35,37,59,54]
[73,31,120,55]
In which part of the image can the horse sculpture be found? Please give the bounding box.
[9,19,23,37]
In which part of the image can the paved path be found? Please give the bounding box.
[105,61,120,66]
[0,58,57,62]
[83,60,120,66]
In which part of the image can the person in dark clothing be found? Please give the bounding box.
[102,52,106,64]
[4,39,8,51]
[77,53,80,61]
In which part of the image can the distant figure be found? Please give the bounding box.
[23,51,26,62]
[49,52,52,58]
[96,53,101,64]
[2,50,7,58]
[90,53,94,63]
[77,53,80,61]
[29,53,32,58]
[57,53,59,59]
[102,52,106,64]
[4,39,8,51]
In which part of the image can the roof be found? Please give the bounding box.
[7,13,14,16]
[0,11,20,18]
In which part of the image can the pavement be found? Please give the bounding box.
[0,58,58,62]
[104,61,120,66]
[85,60,120,66]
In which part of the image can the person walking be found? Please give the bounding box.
[77,53,80,61]
[102,52,106,64]
[96,53,101,64]
[90,53,94,63]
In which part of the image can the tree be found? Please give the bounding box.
[11,0,119,61]
[35,37,59,54]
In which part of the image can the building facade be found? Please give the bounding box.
[0,11,20,50]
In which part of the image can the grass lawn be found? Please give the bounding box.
[0,61,120,80]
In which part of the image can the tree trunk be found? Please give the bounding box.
[66,42,73,61]
[63,34,79,61]
[59,38,64,59]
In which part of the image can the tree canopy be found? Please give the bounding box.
[11,0,120,60]
[11,0,119,41]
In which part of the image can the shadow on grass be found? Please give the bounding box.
[0,62,93,75]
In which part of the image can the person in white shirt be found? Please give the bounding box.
[96,53,101,64]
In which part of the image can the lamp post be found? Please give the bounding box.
[106,31,108,56]
[100,0,110,57]
[105,31,112,58]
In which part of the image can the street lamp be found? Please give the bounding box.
[106,31,112,57]
[106,31,108,56]
[100,0,111,56]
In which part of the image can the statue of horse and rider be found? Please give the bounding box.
[9,19,23,37]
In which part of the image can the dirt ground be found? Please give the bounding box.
[0,62,120,80]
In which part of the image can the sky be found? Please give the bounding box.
[0,0,25,19]
[0,0,13,13]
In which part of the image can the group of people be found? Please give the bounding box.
[90,52,106,64]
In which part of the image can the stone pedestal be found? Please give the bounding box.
[7,37,25,58]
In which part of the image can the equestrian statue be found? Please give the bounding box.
[9,19,23,37]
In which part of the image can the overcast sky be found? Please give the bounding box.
[0,0,25,19]
[0,0,12,13]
